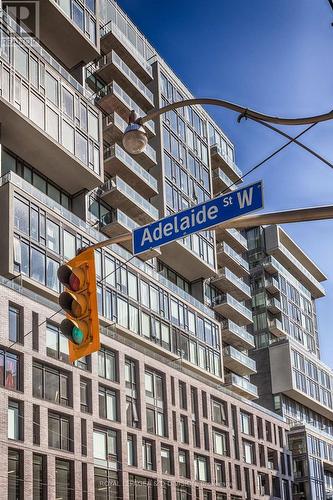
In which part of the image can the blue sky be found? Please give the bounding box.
[118,0,333,364]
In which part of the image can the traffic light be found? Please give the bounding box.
[57,248,100,363]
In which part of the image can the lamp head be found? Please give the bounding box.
[122,123,148,155]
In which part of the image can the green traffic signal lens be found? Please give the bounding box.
[72,326,84,345]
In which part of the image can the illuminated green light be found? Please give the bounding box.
[72,326,84,345]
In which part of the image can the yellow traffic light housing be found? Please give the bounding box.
[57,248,100,363]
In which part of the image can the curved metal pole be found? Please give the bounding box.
[137,98,333,126]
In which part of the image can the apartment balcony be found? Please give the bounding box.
[265,275,280,295]
[96,82,155,137]
[268,318,287,338]
[211,268,251,301]
[102,113,157,168]
[216,242,249,277]
[270,341,333,419]
[263,256,280,275]
[210,144,242,183]
[104,144,158,198]
[212,168,235,195]
[0,13,103,194]
[223,346,257,376]
[264,225,326,299]
[88,51,154,110]
[19,2,99,69]
[100,209,160,261]
[215,227,248,253]
[99,177,159,225]
[100,21,153,83]
[213,294,253,326]
[266,297,281,315]
[224,373,258,400]
[221,320,255,350]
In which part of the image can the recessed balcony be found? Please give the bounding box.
[100,21,153,83]
[104,144,158,198]
[223,346,257,376]
[215,227,248,253]
[265,275,280,295]
[224,373,258,400]
[95,82,155,137]
[212,167,235,195]
[213,294,253,326]
[99,176,159,225]
[268,318,287,338]
[210,144,242,183]
[99,209,160,261]
[263,256,280,275]
[266,297,281,315]
[221,320,255,350]
[88,51,154,110]
[216,242,249,277]
[211,268,251,300]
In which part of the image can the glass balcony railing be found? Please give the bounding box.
[100,208,138,231]
[223,345,256,372]
[263,256,312,300]
[3,171,216,320]
[279,243,325,295]
[212,168,235,191]
[211,143,242,177]
[100,177,159,220]
[216,268,251,296]
[96,82,155,134]
[266,297,281,310]
[265,275,279,290]
[100,20,153,78]
[104,144,157,192]
[226,228,248,249]
[213,294,253,321]
[217,242,249,271]
[221,320,255,347]
[225,373,258,397]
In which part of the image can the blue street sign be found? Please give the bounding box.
[133,181,263,256]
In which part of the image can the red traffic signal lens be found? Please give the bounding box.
[69,272,80,291]
[57,264,85,291]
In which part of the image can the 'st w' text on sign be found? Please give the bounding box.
[133,181,263,256]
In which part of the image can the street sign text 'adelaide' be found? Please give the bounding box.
[133,181,263,255]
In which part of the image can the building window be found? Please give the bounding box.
[80,378,91,413]
[161,446,173,475]
[127,434,136,466]
[93,428,118,470]
[179,381,187,409]
[178,450,189,478]
[8,449,23,500]
[48,412,71,451]
[213,430,228,456]
[33,404,40,445]
[33,454,47,499]
[46,322,69,362]
[194,455,209,482]
[55,459,74,500]
[145,370,165,437]
[240,411,253,435]
[99,385,117,421]
[211,398,227,425]
[142,439,155,471]
[8,399,23,441]
[98,347,117,381]
[180,415,188,444]
[33,362,70,406]
[215,461,226,487]
[0,349,19,390]
[243,440,255,465]
[176,484,191,500]
[125,358,139,428]
[129,474,157,499]
[9,304,22,344]
[94,468,119,499]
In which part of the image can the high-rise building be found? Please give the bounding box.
[0,0,296,498]
[248,225,333,500]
